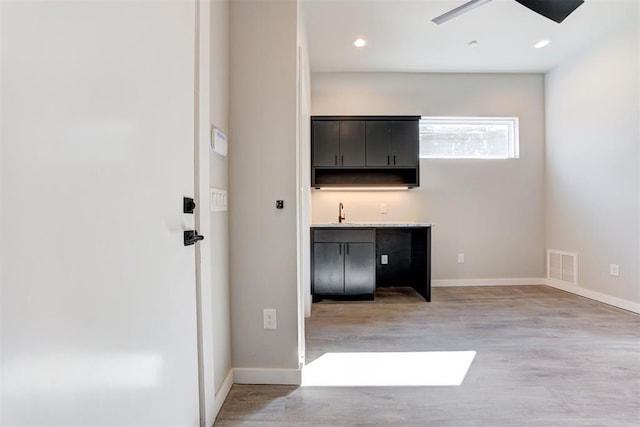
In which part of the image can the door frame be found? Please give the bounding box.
[193,0,218,426]
[296,40,311,370]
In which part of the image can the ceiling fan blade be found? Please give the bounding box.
[431,0,494,25]
[514,0,585,23]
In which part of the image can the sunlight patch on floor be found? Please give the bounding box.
[302,351,476,387]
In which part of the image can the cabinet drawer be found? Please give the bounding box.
[313,229,375,243]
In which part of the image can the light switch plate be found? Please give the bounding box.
[210,188,228,212]
[381,254,388,265]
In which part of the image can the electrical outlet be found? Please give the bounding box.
[380,203,388,214]
[610,264,620,277]
[263,309,277,330]
[458,253,465,264]
[381,254,389,265]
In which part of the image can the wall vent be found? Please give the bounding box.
[547,250,578,285]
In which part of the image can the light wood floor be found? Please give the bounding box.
[214,286,640,426]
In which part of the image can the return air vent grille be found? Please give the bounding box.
[547,250,578,285]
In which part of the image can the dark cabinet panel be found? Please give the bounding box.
[313,243,344,295]
[344,243,375,295]
[410,227,431,302]
[314,229,375,243]
[365,121,391,166]
[366,120,418,167]
[312,120,365,168]
[339,121,366,166]
[313,168,418,187]
[375,229,413,287]
[374,227,431,301]
[391,121,419,167]
[312,121,340,166]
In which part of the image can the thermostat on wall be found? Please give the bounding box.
[211,127,228,157]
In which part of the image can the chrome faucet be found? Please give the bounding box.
[338,202,345,224]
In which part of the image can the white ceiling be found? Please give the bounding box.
[302,0,639,73]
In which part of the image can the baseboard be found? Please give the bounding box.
[432,278,546,287]
[233,368,302,385]
[545,278,640,314]
[211,369,233,420]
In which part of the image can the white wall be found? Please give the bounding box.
[311,73,546,281]
[209,0,232,401]
[545,13,640,305]
[229,0,300,378]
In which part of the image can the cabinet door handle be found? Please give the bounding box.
[338,243,342,255]
[387,155,390,166]
[341,155,344,165]
[346,243,350,255]
[393,155,396,165]
[334,154,338,166]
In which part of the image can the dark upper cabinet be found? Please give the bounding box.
[311,116,420,188]
[339,121,366,166]
[312,121,339,166]
[312,120,365,167]
[390,120,419,167]
[365,120,418,167]
[365,121,391,167]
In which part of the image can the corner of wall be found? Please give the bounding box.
[544,16,640,307]
[228,0,301,373]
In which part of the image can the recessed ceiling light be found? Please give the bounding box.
[533,39,550,49]
[354,38,367,48]
[467,40,478,48]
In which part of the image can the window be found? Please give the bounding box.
[419,117,519,159]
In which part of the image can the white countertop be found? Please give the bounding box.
[311,223,432,228]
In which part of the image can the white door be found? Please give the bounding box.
[1,1,201,425]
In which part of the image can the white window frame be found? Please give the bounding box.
[419,116,519,159]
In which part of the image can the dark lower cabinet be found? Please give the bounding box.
[343,243,375,294]
[312,226,431,302]
[312,230,375,301]
[313,243,344,295]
